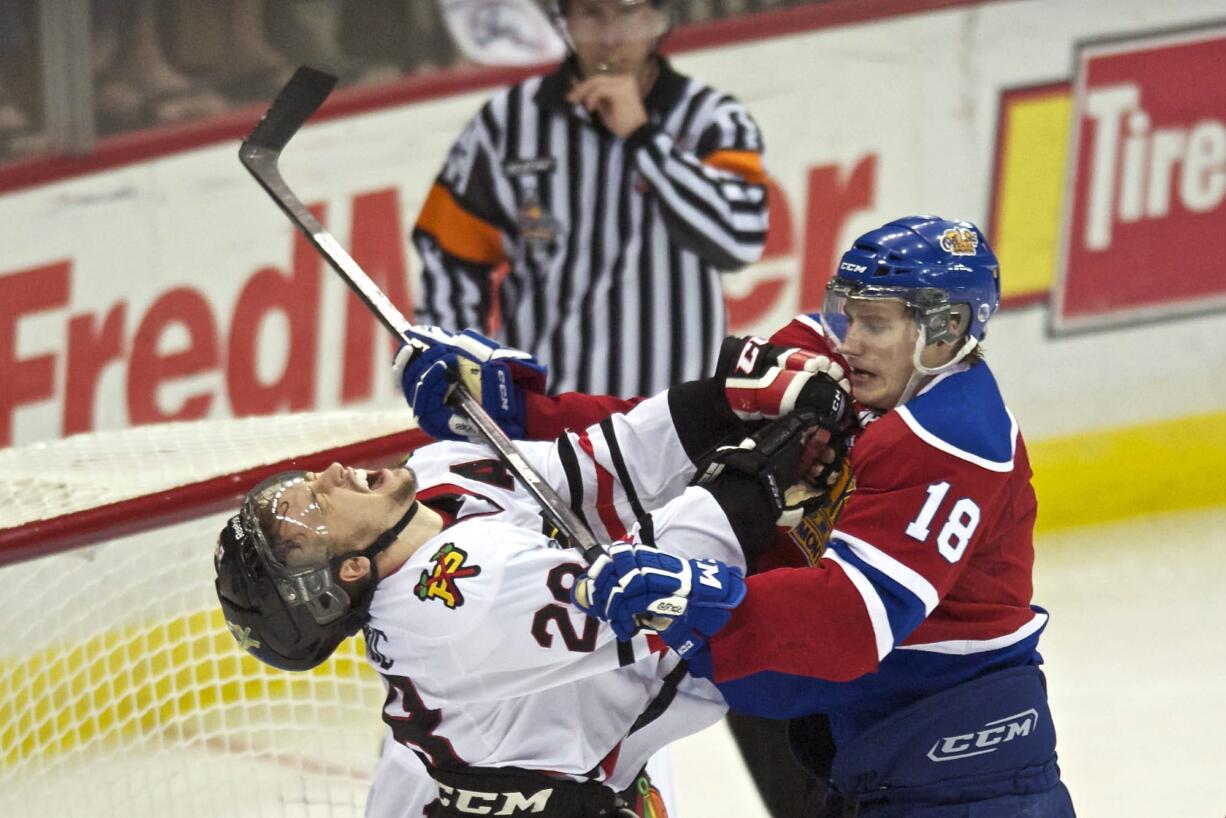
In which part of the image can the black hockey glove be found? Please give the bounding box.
[692,409,824,554]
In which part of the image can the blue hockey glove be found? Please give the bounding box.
[572,542,746,659]
[393,328,547,440]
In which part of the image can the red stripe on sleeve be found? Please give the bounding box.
[574,431,627,540]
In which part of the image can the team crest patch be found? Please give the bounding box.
[938,226,979,255]
[787,462,855,566]
[415,543,482,609]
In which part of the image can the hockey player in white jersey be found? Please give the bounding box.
[214,353,854,817]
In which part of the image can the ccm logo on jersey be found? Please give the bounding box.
[436,783,553,814]
[926,708,1039,762]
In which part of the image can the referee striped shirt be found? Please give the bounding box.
[413,58,769,398]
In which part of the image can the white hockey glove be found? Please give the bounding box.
[393,327,547,440]
[572,541,746,660]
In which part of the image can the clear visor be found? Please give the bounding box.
[819,278,951,349]
[562,0,669,48]
[819,281,907,348]
[241,471,353,625]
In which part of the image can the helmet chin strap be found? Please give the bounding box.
[897,329,979,407]
[361,499,421,580]
[329,499,421,627]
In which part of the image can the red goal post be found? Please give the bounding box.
[0,410,430,818]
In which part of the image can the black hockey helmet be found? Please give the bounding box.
[214,470,418,672]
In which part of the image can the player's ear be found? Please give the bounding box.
[337,556,371,583]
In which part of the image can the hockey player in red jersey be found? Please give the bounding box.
[569,216,1076,816]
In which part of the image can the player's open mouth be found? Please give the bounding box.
[348,468,387,491]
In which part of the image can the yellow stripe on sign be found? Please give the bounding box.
[1030,411,1226,533]
[991,86,1073,299]
[0,609,381,768]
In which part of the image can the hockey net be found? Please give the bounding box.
[0,410,431,818]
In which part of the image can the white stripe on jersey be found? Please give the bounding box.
[832,529,941,615]
[823,548,895,661]
[896,403,1019,472]
[898,610,1049,655]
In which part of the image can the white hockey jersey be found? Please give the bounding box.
[363,392,744,792]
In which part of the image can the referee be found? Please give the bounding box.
[411,0,769,398]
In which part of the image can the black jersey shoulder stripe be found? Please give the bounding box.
[555,431,592,534]
[627,661,689,736]
[598,417,647,524]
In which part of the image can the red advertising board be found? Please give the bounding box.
[1054,24,1226,332]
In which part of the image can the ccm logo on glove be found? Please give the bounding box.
[696,561,723,589]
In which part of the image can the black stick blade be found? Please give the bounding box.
[241,66,338,154]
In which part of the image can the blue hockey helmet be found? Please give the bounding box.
[825,216,1001,345]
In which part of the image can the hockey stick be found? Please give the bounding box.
[238,66,606,565]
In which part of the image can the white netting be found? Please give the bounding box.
[0,410,420,529]
[0,411,429,818]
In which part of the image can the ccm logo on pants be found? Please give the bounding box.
[927,708,1039,762]
[436,783,553,814]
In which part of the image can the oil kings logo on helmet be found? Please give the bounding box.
[415,543,482,609]
[927,708,1038,762]
[938,227,978,256]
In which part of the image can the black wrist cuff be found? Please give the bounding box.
[667,377,745,462]
[702,475,778,556]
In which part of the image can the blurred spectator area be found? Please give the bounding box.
[0,0,822,166]
[0,0,45,159]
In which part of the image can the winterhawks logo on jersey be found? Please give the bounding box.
[415,543,482,608]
